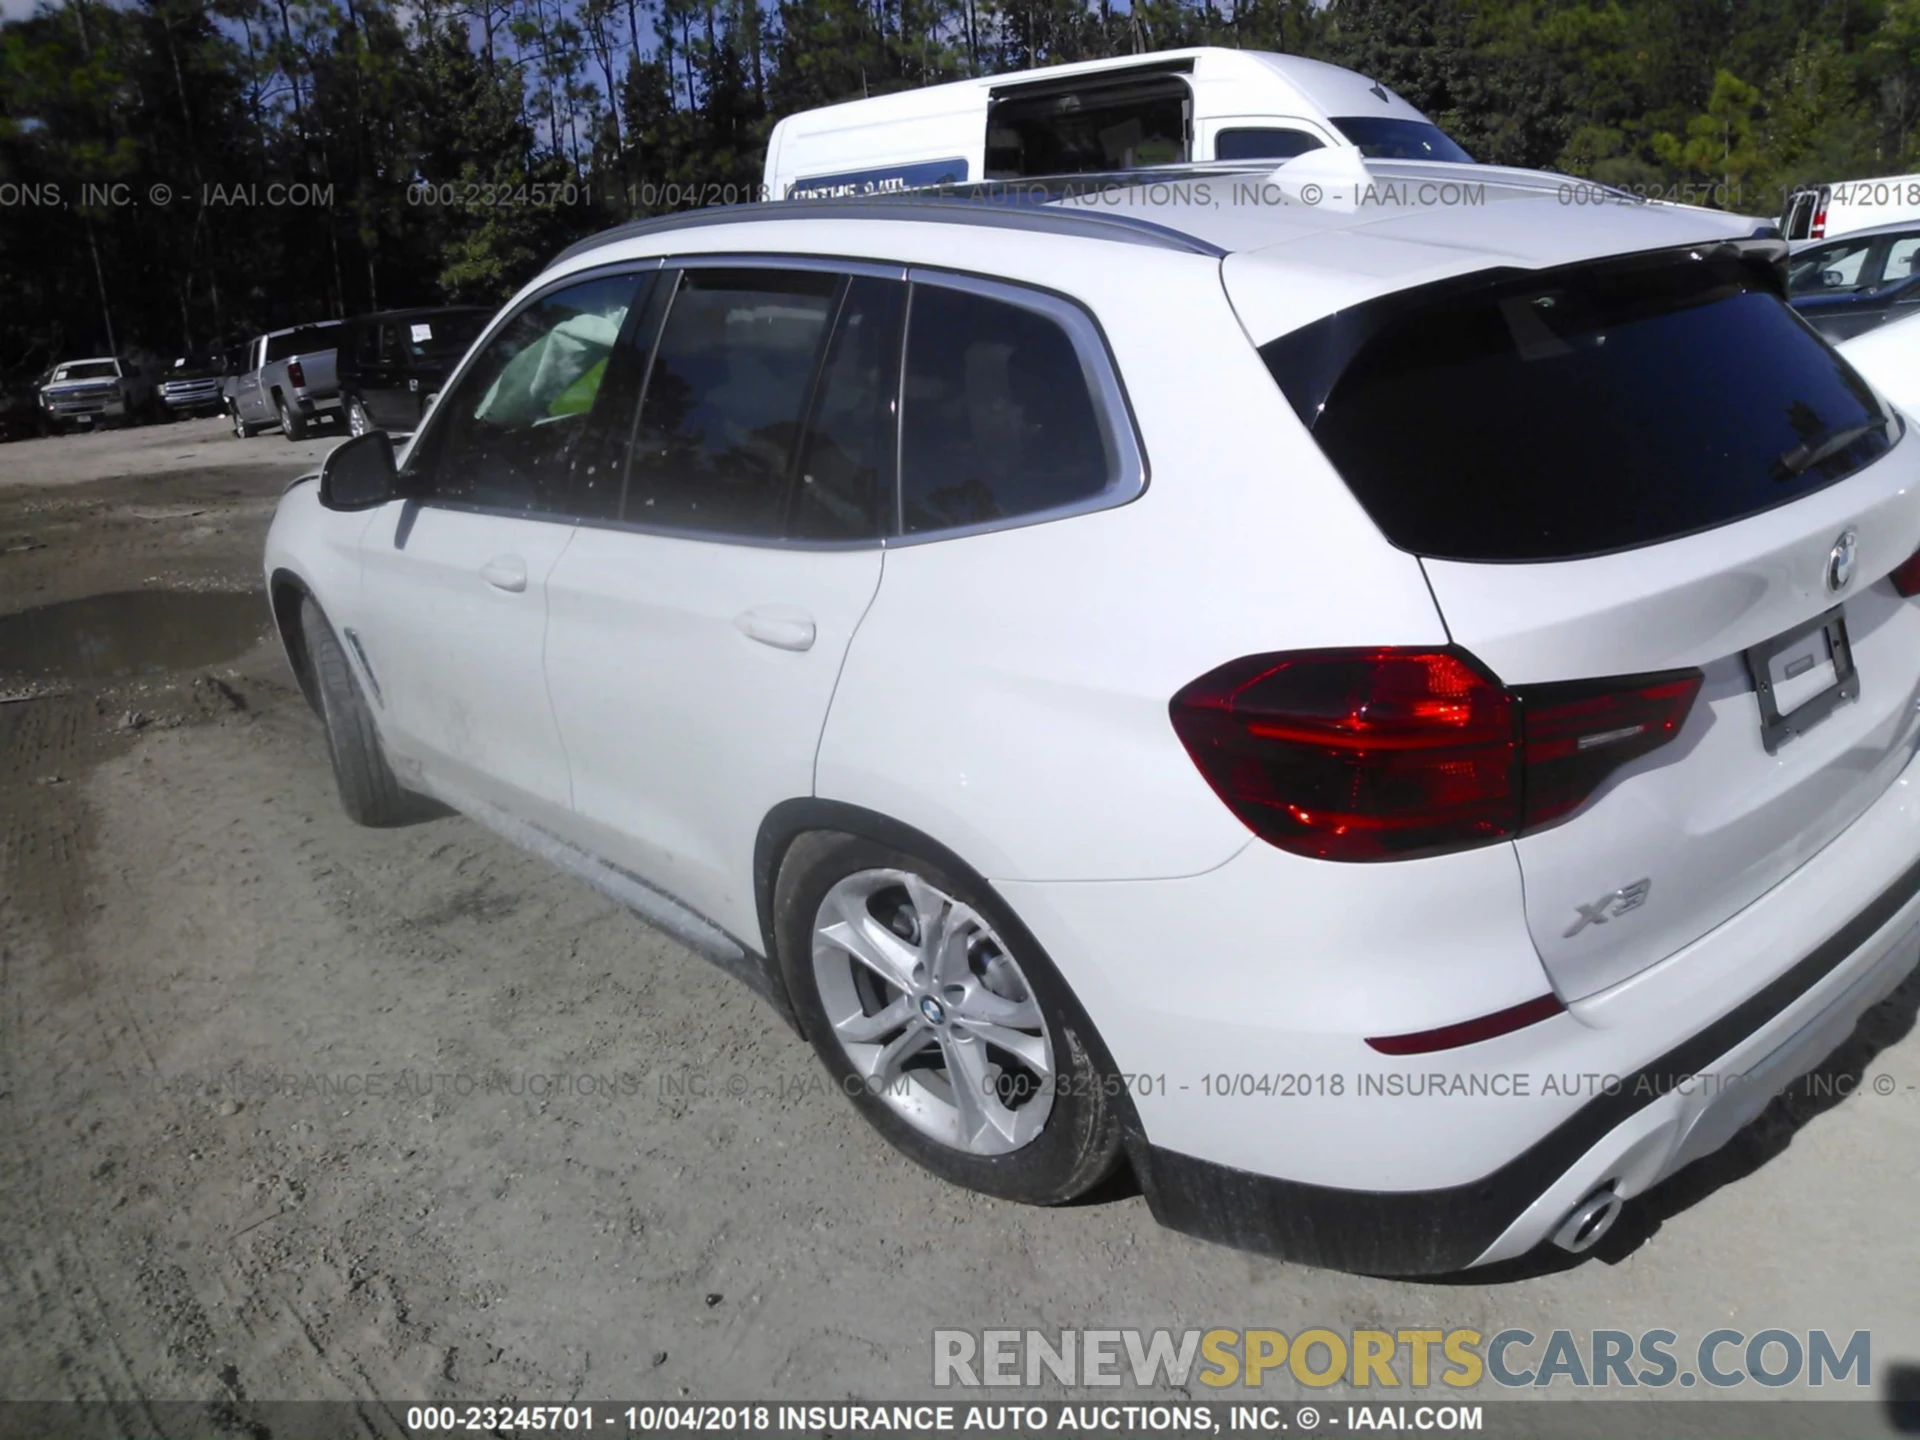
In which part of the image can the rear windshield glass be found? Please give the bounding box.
[1330,117,1473,163]
[265,324,340,363]
[1261,248,1899,562]
[412,312,488,358]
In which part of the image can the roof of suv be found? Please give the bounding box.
[549,155,1776,339]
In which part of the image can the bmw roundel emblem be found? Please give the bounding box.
[1827,530,1858,593]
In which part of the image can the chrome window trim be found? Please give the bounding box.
[396,497,886,554]
[660,252,909,282]
[888,265,1149,548]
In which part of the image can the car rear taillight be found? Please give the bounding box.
[1890,546,1920,597]
[1811,190,1829,240]
[1169,649,1702,862]
[1515,671,1704,829]
[287,359,306,387]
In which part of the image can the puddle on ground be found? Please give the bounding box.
[0,590,268,680]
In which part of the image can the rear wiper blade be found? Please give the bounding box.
[1774,420,1887,478]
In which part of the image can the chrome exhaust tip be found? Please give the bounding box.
[1551,1185,1624,1254]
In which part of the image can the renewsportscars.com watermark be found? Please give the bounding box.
[933,1328,1872,1391]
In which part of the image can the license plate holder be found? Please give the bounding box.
[1743,605,1859,755]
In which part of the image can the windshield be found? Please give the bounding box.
[1331,117,1474,163]
[53,361,118,381]
[1261,248,1896,562]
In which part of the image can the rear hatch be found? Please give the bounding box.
[1249,241,1920,1000]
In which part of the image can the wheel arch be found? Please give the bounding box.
[268,567,323,716]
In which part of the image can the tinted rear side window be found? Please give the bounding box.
[1216,127,1325,161]
[1262,249,1898,562]
[899,283,1113,534]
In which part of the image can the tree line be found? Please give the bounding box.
[1,0,1917,373]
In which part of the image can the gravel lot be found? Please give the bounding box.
[1,419,1917,1427]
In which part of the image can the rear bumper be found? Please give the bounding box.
[1000,737,1920,1275]
[1130,862,1920,1274]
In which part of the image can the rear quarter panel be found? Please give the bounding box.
[810,239,1448,884]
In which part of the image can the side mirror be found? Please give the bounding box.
[319,430,397,511]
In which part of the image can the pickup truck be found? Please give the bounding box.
[156,352,231,419]
[38,355,159,431]
[229,322,344,440]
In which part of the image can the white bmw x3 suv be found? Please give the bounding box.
[264,154,1920,1275]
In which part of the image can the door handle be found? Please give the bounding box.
[734,606,816,652]
[479,555,528,593]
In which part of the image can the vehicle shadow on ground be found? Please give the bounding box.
[1885,1363,1920,1434]
[1436,966,1920,1285]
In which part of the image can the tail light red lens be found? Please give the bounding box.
[1516,671,1704,829]
[1170,648,1702,862]
[287,359,306,387]
[1890,546,1920,597]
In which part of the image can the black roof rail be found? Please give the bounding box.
[546,192,1227,270]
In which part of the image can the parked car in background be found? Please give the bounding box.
[1781,173,1920,242]
[337,306,491,437]
[37,354,159,431]
[230,322,344,440]
[764,46,1474,199]
[1837,308,1920,416]
[157,352,231,419]
[0,373,50,441]
[1787,218,1920,340]
[267,156,1920,1276]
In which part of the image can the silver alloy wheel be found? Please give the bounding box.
[811,868,1055,1156]
[348,399,369,437]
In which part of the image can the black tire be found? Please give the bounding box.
[278,397,307,441]
[231,403,255,439]
[774,831,1126,1206]
[299,597,439,827]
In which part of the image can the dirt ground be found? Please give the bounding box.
[1,418,1918,1425]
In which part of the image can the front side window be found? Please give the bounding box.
[1789,239,1876,294]
[1882,236,1920,285]
[402,270,643,514]
[1216,127,1326,162]
[899,282,1118,535]
[623,269,839,538]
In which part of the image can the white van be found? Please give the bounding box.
[762,47,1473,199]
[1781,174,1920,241]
